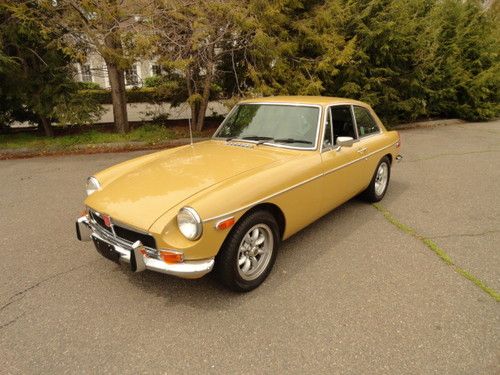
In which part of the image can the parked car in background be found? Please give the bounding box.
[76,96,402,291]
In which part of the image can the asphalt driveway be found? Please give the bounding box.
[0,121,498,374]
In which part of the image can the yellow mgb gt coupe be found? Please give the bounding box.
[76,96,402,291]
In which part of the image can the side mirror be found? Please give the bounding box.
[336,136,354,149]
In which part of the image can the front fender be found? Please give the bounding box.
[149,151,324,260]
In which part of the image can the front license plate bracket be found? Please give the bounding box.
[93,237,121,263]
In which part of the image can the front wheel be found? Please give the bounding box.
[215,210,280,292]
[362,156,391,202]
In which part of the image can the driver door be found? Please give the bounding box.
[319,105,367,214]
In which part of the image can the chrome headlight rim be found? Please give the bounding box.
[177,206,203,241]
[86,176,101,196]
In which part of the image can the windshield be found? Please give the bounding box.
[214,104,320,149]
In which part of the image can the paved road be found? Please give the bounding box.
[0,121,498,374]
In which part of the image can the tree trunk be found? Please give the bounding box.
[39,116,54,137]
[104,32,129,134]
[190,104,198,131]
[196,83,211,131]
[185,68,199,131]
[106,62,129,133]
[195,57,215,131]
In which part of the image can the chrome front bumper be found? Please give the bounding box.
[76,216,214,279]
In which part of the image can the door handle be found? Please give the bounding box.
[357,147,367,154]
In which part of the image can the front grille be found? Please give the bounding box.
[89,210,157,249]
[90,210,111,232]
[113,225,156,249]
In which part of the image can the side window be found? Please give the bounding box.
[353,106,379,137]
[330,105,356,143]
[322,108,333,148]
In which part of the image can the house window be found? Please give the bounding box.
[125,65,139,86]
[81,64,92,82]
[151,64,163,76]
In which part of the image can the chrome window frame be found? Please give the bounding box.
[320,103,360,153]
[212,102,323,151]
[321,105,334,151]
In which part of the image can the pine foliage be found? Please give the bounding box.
[246,0,499,124]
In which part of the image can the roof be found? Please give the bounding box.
[239,96,368,107]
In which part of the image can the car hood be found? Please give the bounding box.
[85,140,297,230]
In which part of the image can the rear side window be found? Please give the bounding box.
[353,106,379,137]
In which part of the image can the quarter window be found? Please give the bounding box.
[353,106,379,137]
[323,109,333,148]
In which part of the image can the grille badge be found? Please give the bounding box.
[102,214,112,228]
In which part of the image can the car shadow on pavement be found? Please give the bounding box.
[121,178,409,309]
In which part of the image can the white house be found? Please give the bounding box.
[74,53,162,88]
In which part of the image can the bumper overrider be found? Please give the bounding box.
[76,215,214,279]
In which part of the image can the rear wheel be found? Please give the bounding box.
[215,210,279,292]
[362,156,391,202]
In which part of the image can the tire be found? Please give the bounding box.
[362,156,391,203]
[215,210,280,292]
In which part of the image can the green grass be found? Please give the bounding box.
[0,124,208,151]
[455,267,500,302]
[421,237,454,265]
[373,203,415,235]
[373,203,500,302]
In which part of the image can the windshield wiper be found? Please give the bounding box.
[271,138,313,144]
[226,136,273,144]
[241,136,273,141]
[225,136,312,146]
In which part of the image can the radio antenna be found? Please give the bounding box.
[188,109,194,147]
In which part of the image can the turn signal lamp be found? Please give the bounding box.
[216,217,235,230]
[160,250,184,264]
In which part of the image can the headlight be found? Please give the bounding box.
[86,176,101,196]
[177,207,202,240]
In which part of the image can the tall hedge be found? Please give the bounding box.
[77,88,172,104]
[246,0,499,124]
[64,1,500,125]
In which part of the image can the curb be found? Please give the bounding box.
[0,118,474,160]
[393,119,466,130]
[0,138,208,160]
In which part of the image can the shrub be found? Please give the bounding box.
[76,81,101,90]
[77,88,172,104]
[77,89,111,104]
[144,75,163,88]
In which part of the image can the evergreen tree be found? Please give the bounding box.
[247,0,499,124]
[422,0,499,120]
[0,4,102,136]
